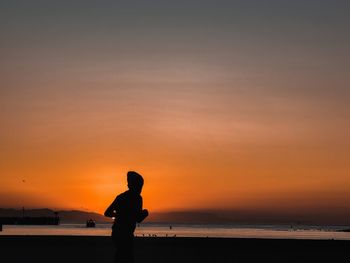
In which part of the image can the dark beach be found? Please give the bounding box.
[0,236,349,263]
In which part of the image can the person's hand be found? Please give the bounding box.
[142,209,149,217]
[137,209,149,223]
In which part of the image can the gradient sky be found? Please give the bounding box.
[1,1,350,219]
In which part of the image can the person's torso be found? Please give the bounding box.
[112,191,141,237]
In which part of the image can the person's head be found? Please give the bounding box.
[127,171,144,194]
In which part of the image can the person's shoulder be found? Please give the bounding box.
[116,191,129,199]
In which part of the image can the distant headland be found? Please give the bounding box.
[1,208,349,225]
[0,208,110,224]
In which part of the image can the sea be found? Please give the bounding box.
[1,223,350,240]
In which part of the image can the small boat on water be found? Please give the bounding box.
[86,219,96,228]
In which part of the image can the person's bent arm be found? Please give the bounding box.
[104,197,118,218]
[137,209,149,223]
[136,197,149,223]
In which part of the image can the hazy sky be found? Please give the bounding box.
[1,1,350,219]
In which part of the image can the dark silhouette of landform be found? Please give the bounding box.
[0,208,110,223]
[1,208,349,226]
[104,171,149,263]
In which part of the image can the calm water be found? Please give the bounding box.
[1,223,350,240]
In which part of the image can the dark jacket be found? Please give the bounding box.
[105,190,146,238]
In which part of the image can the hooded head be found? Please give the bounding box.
[127,171,144,194]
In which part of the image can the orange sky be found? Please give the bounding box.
[1,81,349,214]
[1,1,350,217]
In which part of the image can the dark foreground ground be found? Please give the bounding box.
[0,236,349,263]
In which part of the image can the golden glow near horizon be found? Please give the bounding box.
[1,67,349,214]
[1,1,350,218]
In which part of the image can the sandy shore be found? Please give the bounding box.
[0,236,349,262]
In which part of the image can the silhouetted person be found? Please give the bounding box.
[105,171,149,263]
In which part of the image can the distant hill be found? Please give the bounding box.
[0,208,111,223]
[0,208,237,224]
[1,208,348,225]
[147,211,235,224]
[148,210,350,225]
